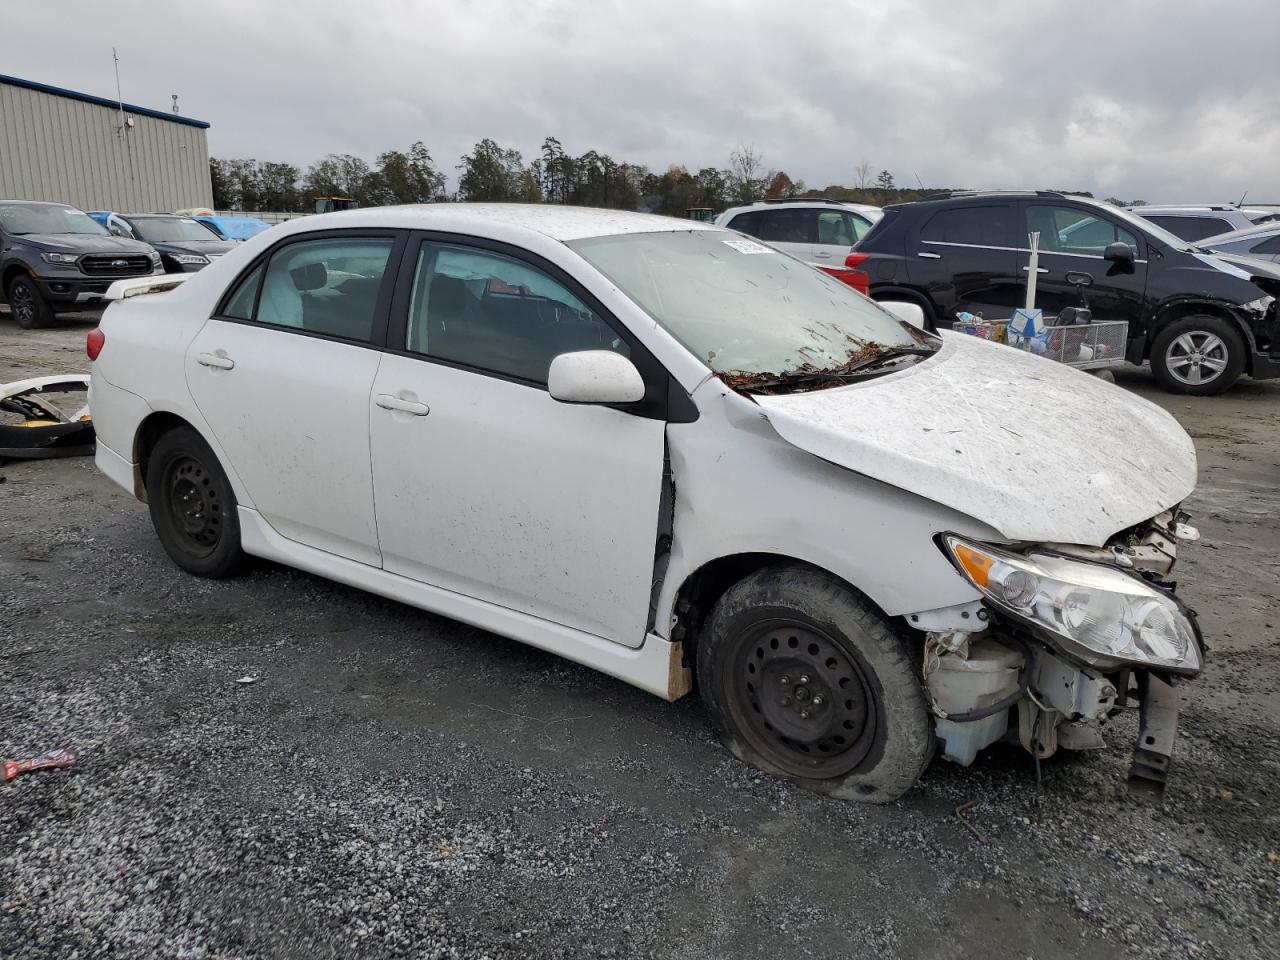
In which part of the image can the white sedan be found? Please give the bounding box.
[90,204,1203,802]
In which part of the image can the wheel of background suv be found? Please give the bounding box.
[1150,315,1246,395]
[7,275,54,329]
[697,565,933,803]
[145,426,245,578]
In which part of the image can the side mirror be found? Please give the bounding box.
[548,350,645,405]
[1103,241,1134,265]
[878,300,926,330]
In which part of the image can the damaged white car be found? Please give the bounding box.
[88,205,1202,802]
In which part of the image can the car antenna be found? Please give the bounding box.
[1237,189,1249,207]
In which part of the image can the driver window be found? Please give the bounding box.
[405,243,627,385]
[1027,205,1138,256]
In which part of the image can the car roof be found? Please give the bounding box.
[267,203,719,243]
[1130,204,1246,214]
[0,198,76,208]
[721,199,882,215]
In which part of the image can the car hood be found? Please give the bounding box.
[751,333,1196,547]
[21,233,156,255]
[1209,251,1280,282]
[151,239,238,257]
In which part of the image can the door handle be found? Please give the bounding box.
[813,251,833,259]
[1065,271,1094,286]
[917,251,941,259]
[1021,266,1049,274]
[375,394,430,416]
[196,352,235,370]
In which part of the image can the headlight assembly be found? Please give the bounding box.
[41,252,78,264]
[942,535,1201,674]
[172,254,209,266]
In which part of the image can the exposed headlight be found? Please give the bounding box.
[172,254,210,265]
[942,536,1201,673]
[1242,295,1274,316]
[41,252,78,264]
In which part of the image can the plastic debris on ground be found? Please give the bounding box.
[3,748,77,781]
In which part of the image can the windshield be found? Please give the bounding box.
[131,216,222,243]
[0,204,108,237]
[568,230,934,386]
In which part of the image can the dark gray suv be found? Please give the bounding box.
[0,200,161,329]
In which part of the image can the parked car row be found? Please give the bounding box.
[0,198,271,328]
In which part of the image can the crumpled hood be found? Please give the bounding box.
[751,333,1197,547]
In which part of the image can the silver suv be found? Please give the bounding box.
[1126,203,1280,243]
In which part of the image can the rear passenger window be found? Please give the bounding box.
[1146,216,1207,241]
[921,206,1013,246]
[727,211,761,236]
[758,209,815,244]
[1254,235,1280,255]
[252,238,393,340]
[816,211,858,246]
[404,244,627,385]
[221,264,263,320]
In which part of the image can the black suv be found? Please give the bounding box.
[856,191,1280,394]
[0,200,161,329]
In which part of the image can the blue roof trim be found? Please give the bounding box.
[0,73,210,129]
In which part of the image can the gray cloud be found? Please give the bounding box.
[6,0,1278,202]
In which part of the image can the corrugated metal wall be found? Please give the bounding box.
[0,82,212,212]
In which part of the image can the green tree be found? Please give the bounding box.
[368,142,446,204]
[876,169,895,191]
[304,154,374,206]
[209,158,233,209]
[457,139,541,202]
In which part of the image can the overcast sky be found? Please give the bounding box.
[5,0,1278,202]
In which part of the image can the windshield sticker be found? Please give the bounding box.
[721,239,774,255]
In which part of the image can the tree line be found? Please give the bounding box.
[210,137,1132,215]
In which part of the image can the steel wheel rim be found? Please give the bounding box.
[1166,331,1228,386]
[729,620,878,778]
[10,283,34,325]
[164,455,222,557]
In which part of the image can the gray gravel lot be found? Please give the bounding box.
[2,314,1278,959]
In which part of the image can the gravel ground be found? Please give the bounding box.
[2,313,1278,959]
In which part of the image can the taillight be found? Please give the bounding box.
[819,257,872,296]
[86,328,105,360]
[844,252,871,269]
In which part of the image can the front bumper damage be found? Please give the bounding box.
[913,510,1201,801]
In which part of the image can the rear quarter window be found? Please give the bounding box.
[726,211,762,236]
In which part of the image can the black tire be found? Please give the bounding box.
[145,426,245,578]
[697,565,933,803]
[7,275,55,330]
[1149,315,1246,395]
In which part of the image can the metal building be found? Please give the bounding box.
[0,73,212,212]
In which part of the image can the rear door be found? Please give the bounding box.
[756,207,816,260]
[812,209,866,265]
[1019,202,1147,330]
[912,203,1021,322]
[185,231,404,566]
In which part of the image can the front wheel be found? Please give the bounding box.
[1150,315,1246,395]
[7,276,54,330]
[145,426,245,578]
[697,565,934,803]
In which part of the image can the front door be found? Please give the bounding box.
[369,238,666,645]
[186,232,402,566]
[1018,203,1148,330]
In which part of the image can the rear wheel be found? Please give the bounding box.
[697,565,933,803]
[1150,315,1246,395]
[145,426,245,578]
[7,276,54,330]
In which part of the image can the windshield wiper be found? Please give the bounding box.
[736,345,937,393]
